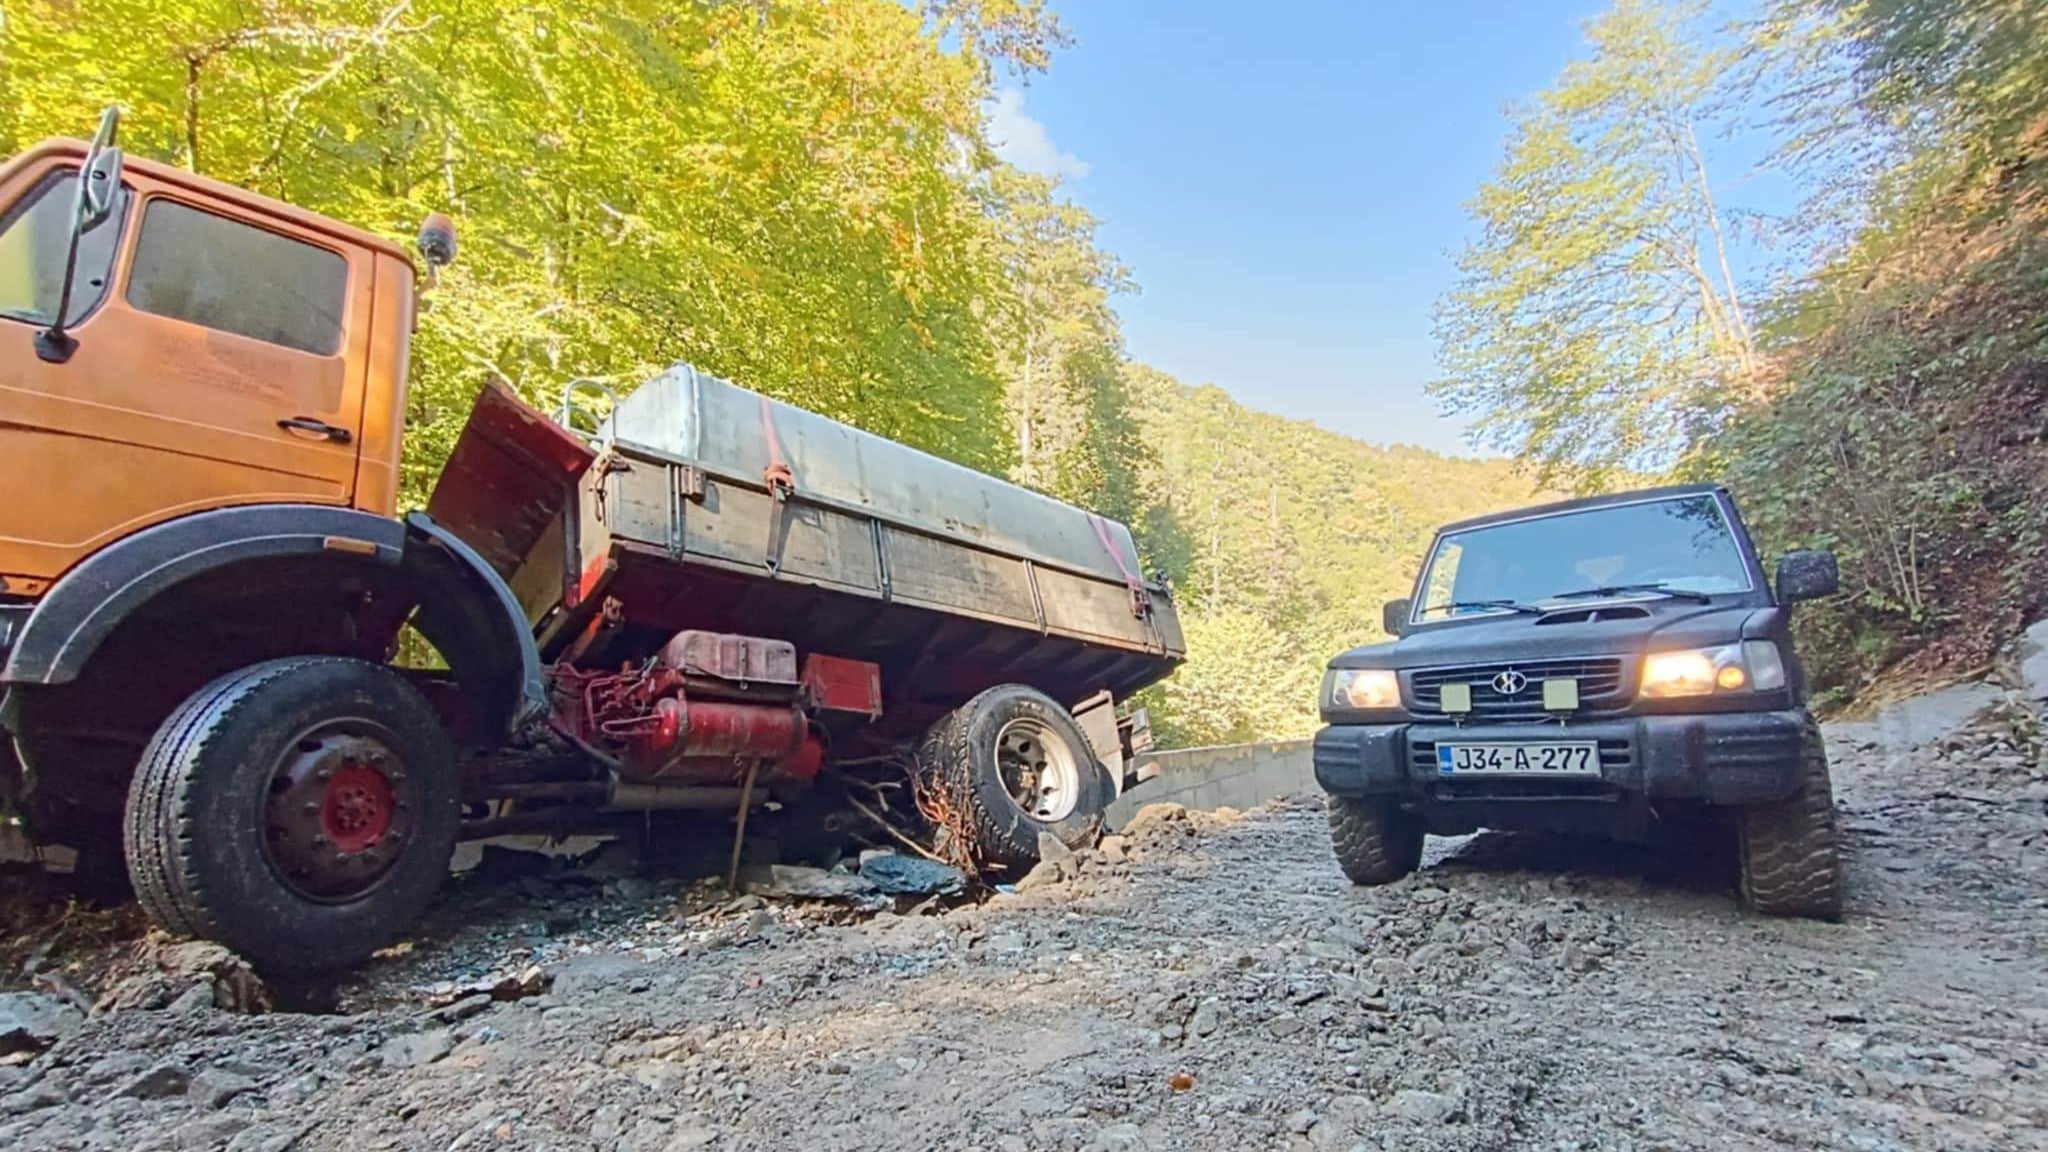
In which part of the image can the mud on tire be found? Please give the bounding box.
[915,684,1111,875]
[124,657,459,974]
[1736,736,1843,920]
[1328,795,1424,886]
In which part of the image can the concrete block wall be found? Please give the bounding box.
[1106,739,1316,829]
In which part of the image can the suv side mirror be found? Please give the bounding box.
[1776,550,1838,603]
[1382,598,1411,636]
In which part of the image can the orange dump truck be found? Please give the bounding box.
[0,113,1183,973]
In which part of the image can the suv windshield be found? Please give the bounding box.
[1416,493,1750,620]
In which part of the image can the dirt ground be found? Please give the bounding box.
[2,679,2044,1152]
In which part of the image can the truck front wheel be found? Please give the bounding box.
[917,684,1112,874]
[1327,795,1424,885]
[124,657,460,974]
[1735,739,1843,920]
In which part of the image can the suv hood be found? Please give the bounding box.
[1331,599,1782,670]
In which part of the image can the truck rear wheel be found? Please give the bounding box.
[1328,795,1424,885]
[124,657,460,974]
[1736,739,1843,920]
[917,684,1111,874]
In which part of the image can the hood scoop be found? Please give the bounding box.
[1536,604,1651,625]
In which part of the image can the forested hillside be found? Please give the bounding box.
[1123,368,1542,744]
[1437,0,2048,704]
[2,1,1540,747]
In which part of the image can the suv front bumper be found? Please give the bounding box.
[1314,709,1813,808]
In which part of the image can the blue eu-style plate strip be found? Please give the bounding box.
[1436,746,1455,776]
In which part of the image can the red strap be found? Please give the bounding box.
[758,393,794,497]
[1089,513,1148,617]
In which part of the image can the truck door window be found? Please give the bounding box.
[126,199,346,355]
[0,171,129,326]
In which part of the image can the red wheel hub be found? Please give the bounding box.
[262,730,416,901]
[320,762,396,852]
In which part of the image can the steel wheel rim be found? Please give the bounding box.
[996,716,1082,823]
[260,719,418,903]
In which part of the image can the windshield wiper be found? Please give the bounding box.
[1421,599,1544,618]
[1549,581,1712,605]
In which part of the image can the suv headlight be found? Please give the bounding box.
[1640,641,1787,698]
[1330,668,1401,710]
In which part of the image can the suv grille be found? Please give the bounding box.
[1409,656,1629,723]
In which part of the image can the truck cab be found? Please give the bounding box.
[0,136,418,594]
[1313,484,1845,918]
[0,124,482,889]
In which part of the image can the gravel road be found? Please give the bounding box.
[2,681,2044,1152]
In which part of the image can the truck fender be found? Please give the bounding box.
[2,505,546,746]
[2,504,406,687]
[399,511,550,737]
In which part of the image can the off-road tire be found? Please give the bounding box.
[124,657,459,974]
[1736,738,1843,920]
[1328,795,1424,885]
[916,684,1112,875]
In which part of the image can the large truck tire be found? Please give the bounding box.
[1736,740,1844,920]
[917,684,1111,875]
[1327,795,1424,885]
[124,657,460,974]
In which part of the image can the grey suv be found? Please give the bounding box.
[1313,484,1843,918]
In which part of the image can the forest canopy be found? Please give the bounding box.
[10,0,2016,741]
[2,0,1537,747]
[1437,0,2048,701]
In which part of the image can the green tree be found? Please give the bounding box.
[989,169,1152,527]
[1694,0,2048,697]
[1433,0,1755,491]
[2,0,1048,501]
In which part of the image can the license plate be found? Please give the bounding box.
[1435,742,1599,777]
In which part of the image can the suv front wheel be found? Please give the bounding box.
[1736,739,1843,920]
[1328,795,1424,885]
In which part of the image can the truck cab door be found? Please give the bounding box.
[0,150,371,591]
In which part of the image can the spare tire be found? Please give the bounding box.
[917,684,1111,874]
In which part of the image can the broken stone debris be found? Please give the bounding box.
[737,854,968,905]
[422,964,549,1009]
[856,853,965,896]
[378,1028,455,1069]
[0,992,82,1057]
[738,864,877,901]
[7,677,2041,1152]
[92,940,269,1016]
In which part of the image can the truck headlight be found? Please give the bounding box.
[1640,642,1787,698]
[1331,668,1400,710]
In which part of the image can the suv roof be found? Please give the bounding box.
[1437,482,1730,536]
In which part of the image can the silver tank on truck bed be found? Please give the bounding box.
[607,364,1166,644]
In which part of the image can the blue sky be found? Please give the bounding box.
[987,0,1617,456]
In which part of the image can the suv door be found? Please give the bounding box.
[0,151,371,592]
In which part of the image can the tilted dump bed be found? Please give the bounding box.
[430,365,1183,749]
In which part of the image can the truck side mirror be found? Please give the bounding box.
[418,212,458,268]
[1382,598,1411,636]
[1776,550,1838,603]
[35,106,125,364]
